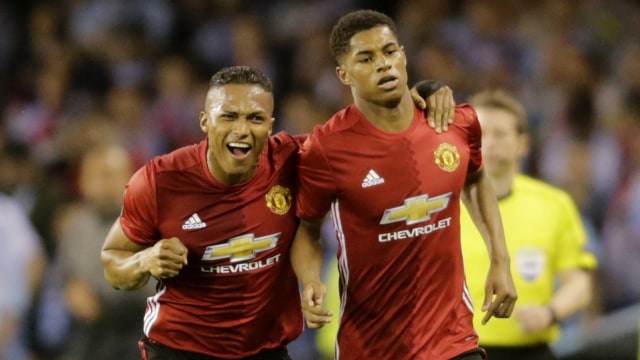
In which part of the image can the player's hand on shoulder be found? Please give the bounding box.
[144,237,189,279]
[410,80,455,133]
[301,280,333,329]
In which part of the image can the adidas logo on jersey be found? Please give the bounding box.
[182,213,207,230]
[361,169,385,188]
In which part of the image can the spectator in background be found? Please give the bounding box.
[0,139,38,211]
[55,144,153,359]
[0,193,45,360]
[599,90,640,312]
[104,85,158,169]
[147,55,202,154]
[537,43,621,232]
[4,56,73,165]
[278,91,333,136]
[67,0,174,72]
[0,139,46,359]
[0,3,18,109]
[460,89,597,360]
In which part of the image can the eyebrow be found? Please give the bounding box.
[354,42,398,57]
[355,49,374,57]
[220,110,266,117]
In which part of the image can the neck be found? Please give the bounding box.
[206,150,256,186]
[353,88,414,132]
[487,166,518,199]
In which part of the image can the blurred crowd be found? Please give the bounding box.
[1,0,639,359]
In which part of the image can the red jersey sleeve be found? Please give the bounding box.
[292,133,309,144]
[120,164,160,245]
[296,134,337,220]
[457,103,483,175]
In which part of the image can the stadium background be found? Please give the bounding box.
[0,0,639,359]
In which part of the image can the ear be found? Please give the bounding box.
[399,45,408,65]
[268,117,275,135]
[517,133,530,158]
[199,111,209,133]
[336,66,351,86]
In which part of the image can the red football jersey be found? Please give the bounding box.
[120,132,303,358]
[297,104,482,360]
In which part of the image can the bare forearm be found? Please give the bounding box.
[101,220,153,290]
[101,249,151,290]
[290,219,324,286]
[463,172,509,262]
[548,269,593,321]
[464,171,517,320]
[101,220,188,289]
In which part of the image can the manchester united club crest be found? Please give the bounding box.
[434,143,460,172]
[265,185,292,215]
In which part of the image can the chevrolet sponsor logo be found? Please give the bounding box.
[380,193,452,225]
[201,233,280,263]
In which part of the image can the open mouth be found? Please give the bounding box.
[377,76,398,89]
[227,142,252,159]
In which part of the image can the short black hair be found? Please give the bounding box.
[209,66,273,92]
[329,10,398,63]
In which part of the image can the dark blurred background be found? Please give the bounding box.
[0,0,639,359]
